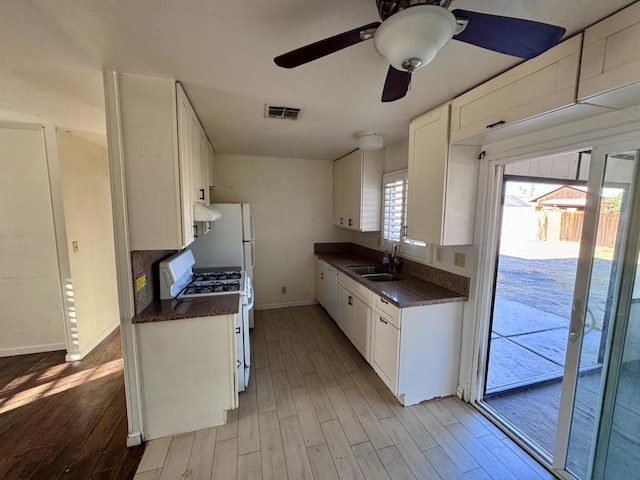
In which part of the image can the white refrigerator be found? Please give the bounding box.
[188,203,255,326]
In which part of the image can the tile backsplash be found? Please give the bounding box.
[131,250,177,314]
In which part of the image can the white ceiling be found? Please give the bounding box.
[2,0,636,159]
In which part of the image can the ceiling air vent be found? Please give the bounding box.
[265,104,302,120]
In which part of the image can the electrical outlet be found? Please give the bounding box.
[72,241,79,253]
[454,252,466,268]
[436,247,444,263]
[281,286,287,294]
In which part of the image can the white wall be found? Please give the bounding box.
[0,126,66,355]
[57,129,120,356]
[213,154,350,308]
[350,139,476,278]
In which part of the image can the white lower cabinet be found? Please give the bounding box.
[372,309,399,393]
[315,258,338,320]
[337,272,373,361]
[136,314,238,440]
[317,267,464,405]
[337,280,372,362]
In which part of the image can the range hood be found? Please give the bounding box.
[193,203,223,222]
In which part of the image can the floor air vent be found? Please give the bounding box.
[265,105,302,120]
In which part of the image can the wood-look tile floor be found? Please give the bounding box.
[135,305,555,480]
[0,330,143,479]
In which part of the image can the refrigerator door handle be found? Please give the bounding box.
[249,213,255,241]
[250,242,256,268]
[243,277,255,310]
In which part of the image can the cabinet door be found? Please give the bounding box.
[350,295,371,361]
[324,266,338,321]
[200,130,210,205]
[373,312,399,394]
[189,114,203,205]
[336,283,351,335]
[208,142,215,194]
[176,85,194,246]
[345,150,363,230]
[315,263,325,305]
[333,158,345,227]
[407,104,449,244]
[450,35,581,143]
[578,2,640,109]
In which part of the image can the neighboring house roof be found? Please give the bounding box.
[539,198,586,208]
[504,195,532,207]
[529,185,586,203]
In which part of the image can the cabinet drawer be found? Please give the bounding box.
[374,296,400,328]
[450,35,581,143]
[353,281,373,305]
[338,271,356,290]
[338,272,373,305]
[578,2,640,109]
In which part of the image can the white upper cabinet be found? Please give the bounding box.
[578,2,640,110]
[176,83,215,239]
[407,103,479,246]
[333,148,384,232]
[176,84,195,246]
[450,35,582,145]
[119,77,215,250]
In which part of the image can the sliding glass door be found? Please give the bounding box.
[557,145,640,478]
[478,141,640,479]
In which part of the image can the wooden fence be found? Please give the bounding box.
[560,211,620,247]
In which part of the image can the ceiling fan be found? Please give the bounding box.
[274,0,566,102]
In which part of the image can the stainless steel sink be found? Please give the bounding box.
[347,265,387,275]
[362,273,402,282]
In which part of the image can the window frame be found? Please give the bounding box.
[381,170,428,260]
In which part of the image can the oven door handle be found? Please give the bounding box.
[243,276,254,310]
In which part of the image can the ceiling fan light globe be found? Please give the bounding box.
[374,5,456,72]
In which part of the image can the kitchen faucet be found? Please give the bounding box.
[390,243,400,273]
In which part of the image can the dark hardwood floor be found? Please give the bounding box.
[0,330,144,479]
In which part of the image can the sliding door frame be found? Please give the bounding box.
[470,131,640,479]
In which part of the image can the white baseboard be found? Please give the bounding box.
[0,342,67,358]
[255,299,318,311]
[127,431,143,447]
[65,319,120,362]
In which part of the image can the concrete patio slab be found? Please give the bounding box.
[492,297,568,337]
[486,337,562,391]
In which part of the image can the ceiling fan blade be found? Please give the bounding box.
[381,66,411,103]
[451,9,566,59]
[274,22,381,68]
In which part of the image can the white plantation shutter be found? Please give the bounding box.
[382,171,408,243]
[382,171,427,251]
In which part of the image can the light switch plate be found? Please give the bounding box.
[454,252,466,268]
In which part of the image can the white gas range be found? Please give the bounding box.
[159,250,253,392]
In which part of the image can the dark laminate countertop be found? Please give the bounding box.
[132,294,240,324]
[316,253,467,308]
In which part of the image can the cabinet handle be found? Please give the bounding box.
[194,224,199,238]
[321,272,324,280]
[348,218,353,227]
[237,360,241,368]
[348,295,353,306]
[403,225,407,238]
[379,317,388,324]
[380,298,389,304]
[235,327,241,334]
[199,188,205,200]
[486,120,506,129]
[340,217,344,225]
